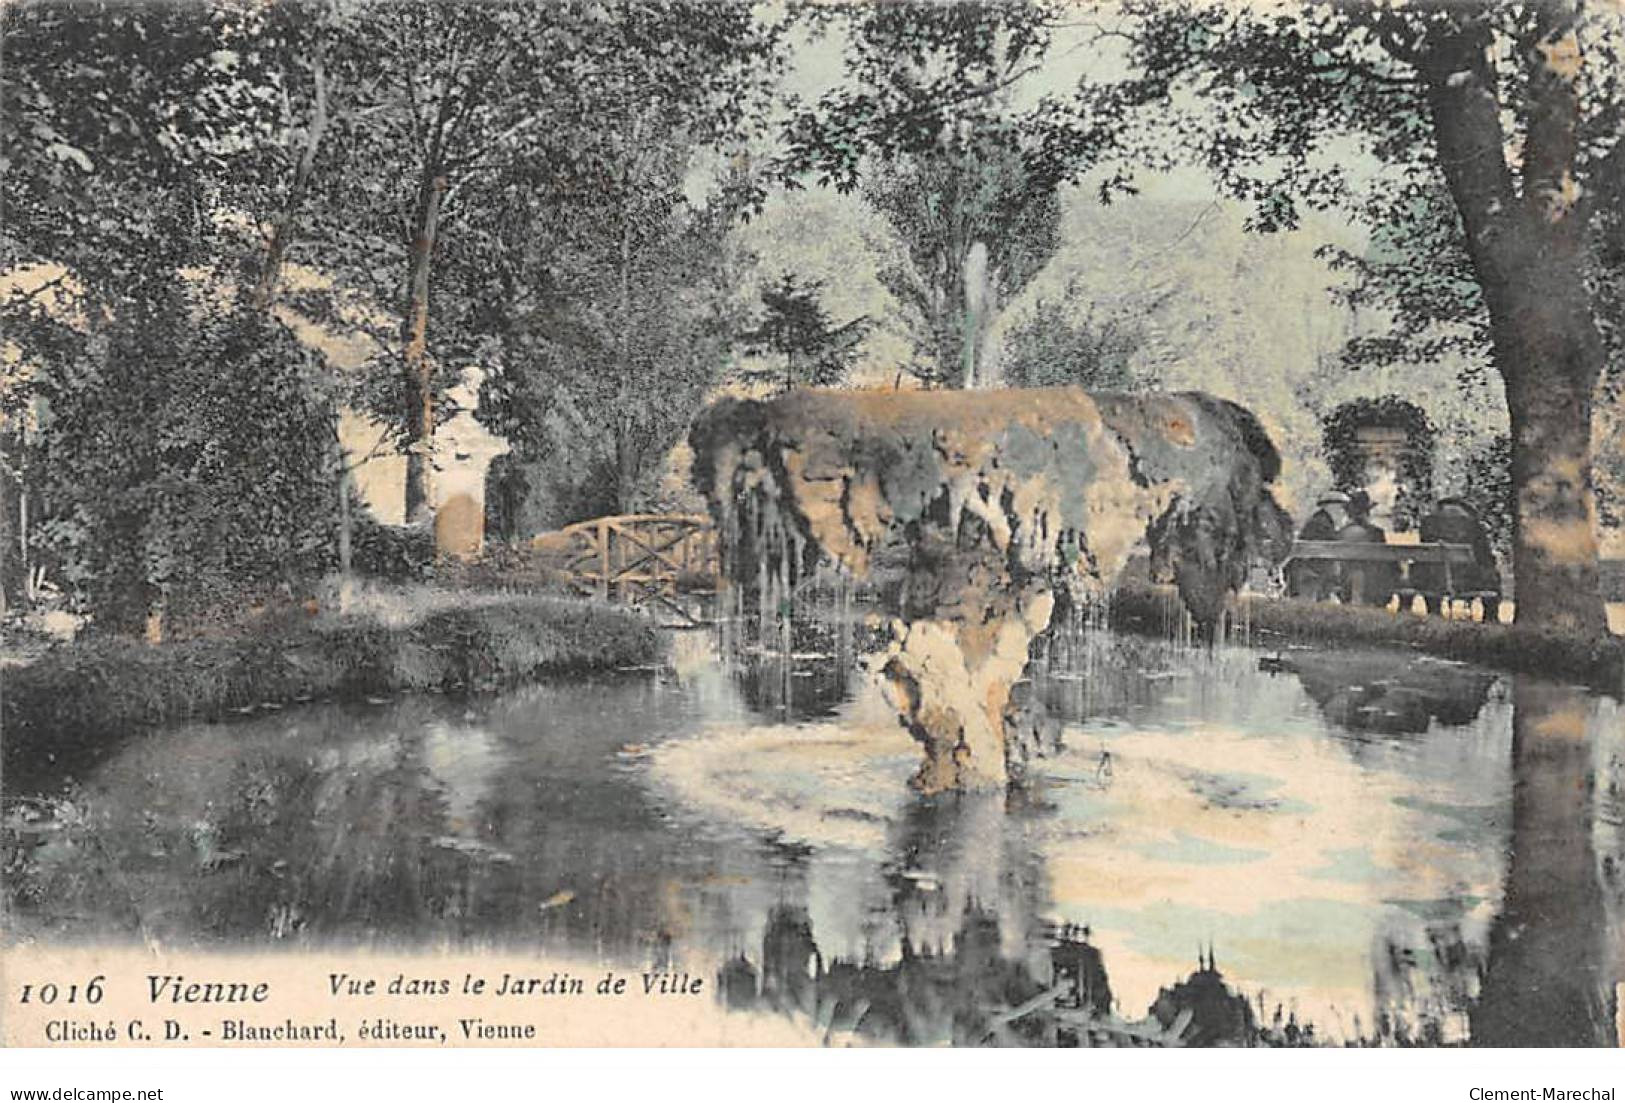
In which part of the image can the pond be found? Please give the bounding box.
[5,629,1621,1046]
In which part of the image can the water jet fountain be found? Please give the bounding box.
[690,387,1291,793]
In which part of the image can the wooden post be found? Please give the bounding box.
[17,488,28,603]
[598,519,610,601]
[337,461,354,615]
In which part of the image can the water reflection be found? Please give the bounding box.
[729,652,853,723]
[4,631,1621,1046]
[1280,651,1497,735]
[716,899,1053,1046]
[713,899,1294,1046]
[1472,678,1621,1046]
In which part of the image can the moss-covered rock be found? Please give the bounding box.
[690,386,1290,792]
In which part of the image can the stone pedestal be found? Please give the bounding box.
[431,367,510,560]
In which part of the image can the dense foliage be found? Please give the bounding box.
[2,1,346,632]
[1,0,786,627]
[1320,396,1437,532]
[784,1,1119,389]
[1001,281,1143,392]
[1101,0,1624,631]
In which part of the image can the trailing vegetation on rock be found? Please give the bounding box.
[691,386,1291,792]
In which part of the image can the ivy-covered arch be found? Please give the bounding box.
[1320,397,1436,531]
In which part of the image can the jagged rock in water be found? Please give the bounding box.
[689,387,1290,793]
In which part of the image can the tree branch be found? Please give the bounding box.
[1,271,69,308]
[1365,5,1430,69]
[1304,56,1419,91]
[1520,0,1585,235]
[251,37,331,310]
[1414,9,1526,300]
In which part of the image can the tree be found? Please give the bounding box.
[1106,0,1624,634]
[292,2,565,522]
[477,144,751,520]
[739,274,871,393]
[431,2,782,520]
[1000,277,1143,391]
[864,143,1061,388]
[1,0,785,622]
[779,1,1124,388]
[29,303,340,632]
[1,0,346,634]
[290,0,782,522]
[0,1,284,294]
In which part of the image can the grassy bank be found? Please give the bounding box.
[2,593,662,790]
[1109,581,1625,694]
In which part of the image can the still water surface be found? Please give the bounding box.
[7,631,1621,1045]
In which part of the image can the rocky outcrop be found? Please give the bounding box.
[690,387,1290,792]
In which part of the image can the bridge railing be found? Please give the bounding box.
[530,513,718,624]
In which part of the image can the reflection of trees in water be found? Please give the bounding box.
[16,637,1618,1047]
[716,900,1279,1047]
[716,791,1054,1044]
[715,791,1271,1046]
[1283,651,1497,736]
[200,739,516,940]
[723,648,1619,1046]
[1369,921,1481,1045]
[719,900,1050,1045]
[195,729,698,950]
[1361,679,1623,1047]
[6,732,489,944]
[714,672,1624,1048]
[1471,678,1621,1047]
[883,794,1046,961]
[16,691,713,954]
[728,653,853,723]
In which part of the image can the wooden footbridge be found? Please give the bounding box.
[530,513,719,626]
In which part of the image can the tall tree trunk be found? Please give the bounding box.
[336,440,353,614]
[785,347,801,394]
[613,142,636,514]
[249,48,329,311]
[0,427,24,613]
[403,173,448,523]
[1420,6,1607,635]
[615,421,638,516]
[0,456,12,617]
[1498,283,1605,635]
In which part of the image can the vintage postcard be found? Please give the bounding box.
[2,0,1623,1062]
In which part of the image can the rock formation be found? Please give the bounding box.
[689,387,1291,792]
